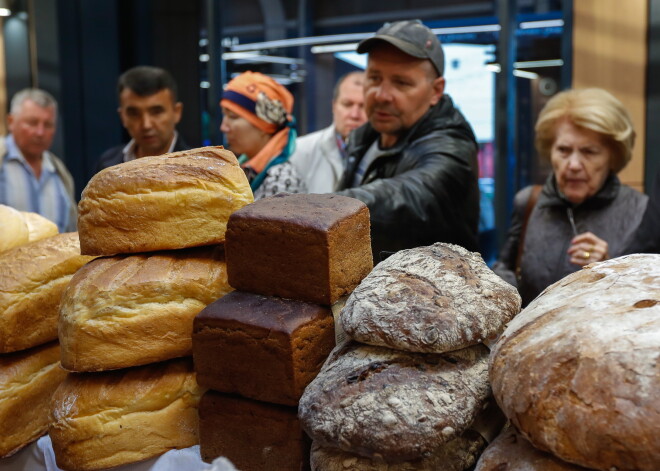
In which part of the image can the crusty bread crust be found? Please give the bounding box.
[50,358,203,471]
[77,146,253,256]
[490,254,660,471]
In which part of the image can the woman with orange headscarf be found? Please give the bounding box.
[220,71,307,199]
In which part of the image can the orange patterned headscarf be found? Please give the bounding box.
[221,72,295,174]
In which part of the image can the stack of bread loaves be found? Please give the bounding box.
[0,206,93,459]
[299,243,522,470]
[483,254,660,471]
[49,146,253,471]
[192,192,374,471]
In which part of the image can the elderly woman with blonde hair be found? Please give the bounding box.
[494,88,648,306]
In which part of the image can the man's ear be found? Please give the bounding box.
[429,76,445,106]
[174,102,183,124]
[6,114,14,130]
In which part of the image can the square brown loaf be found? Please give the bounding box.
[192,290,335,406]
[198,391,310,470]
[225,193,373,305]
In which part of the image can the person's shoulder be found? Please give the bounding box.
[95,145,126,172]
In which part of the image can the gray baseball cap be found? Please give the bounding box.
[357,20,444,77]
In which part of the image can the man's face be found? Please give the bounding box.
[118,88,182,157]
[7,99,56,161]
[364,44,445,148]
[332,74,367,141]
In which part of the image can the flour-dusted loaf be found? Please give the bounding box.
[77,146,253,256]
[310,431,486,471]
[59,245,232,372]
[341,243,521,353]
[225,193,373,305]
[474,426,591,471]
[0,204,29,252]
[49,358,203,471]
[0,341,67,458]
[199,391,310,470]
[0,233,95,353]
[193,290,335,406]
[490,254,660,471]
[21,211,58,242]
[299,341,491,461]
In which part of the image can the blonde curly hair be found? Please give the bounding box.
[535,88,635,174]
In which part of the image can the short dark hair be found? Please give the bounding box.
[117,66,178,102]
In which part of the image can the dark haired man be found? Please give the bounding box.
[95,66,189,173]
[335,20,480,260]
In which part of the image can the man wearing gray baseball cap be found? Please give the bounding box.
[335,19,480,260]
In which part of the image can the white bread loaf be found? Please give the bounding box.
[21,211,58,241]
[0,233,95,353]
[0,341,67,457]
[299,341,491,462]
[0,204,29,252]
[49,358,203,471]
[341,243,521,353]
[77,146,253,256]
[59,246,232,372]
[490,254,660,471]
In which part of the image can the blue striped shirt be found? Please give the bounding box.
[0,135,74,232]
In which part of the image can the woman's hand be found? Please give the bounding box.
[567,232,609,266]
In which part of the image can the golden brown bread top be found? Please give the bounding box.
[61,245,230,324]
[51,358,201,422]
[0,232,95,307]
[0,341,62,400]
[77,146,254,256]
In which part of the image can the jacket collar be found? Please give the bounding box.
[539,173,621,210]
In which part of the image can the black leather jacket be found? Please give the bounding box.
[336,95,480,260]
[493,174,648,306]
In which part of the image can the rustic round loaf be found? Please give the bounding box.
[77,146,253,256]
[310,431,486,471]
[490,254,660,471]
[474,426,591,471]
[341,243,521,353]
[299,341,491,462]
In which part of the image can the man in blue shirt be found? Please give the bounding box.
[0,88,77,233]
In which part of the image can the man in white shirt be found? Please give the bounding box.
[290,71,367,193]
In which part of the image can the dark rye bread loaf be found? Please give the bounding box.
[299,341,491,462]
[193,291,335,406]
[475,426,592,471]
[225,193,373,305]
[199,391,310,470]
[490,254,660,471]
[310,431,486,471]
[341,243,521,353]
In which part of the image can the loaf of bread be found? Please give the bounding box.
[193,290,335,406]
[490,254,660,471]
[225,193,373,305]
[0,232,95,353]
[0,204,29,252]
[299,341,491,462]
[77,146,253,256]
[199,391,310,470]
[474,426,591,471]
[59,245,232,372]
[0,341,67,457]
[21,211,59,242]
[310,431,486,471]
[49,358,203,471]
[341,243,521,353]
